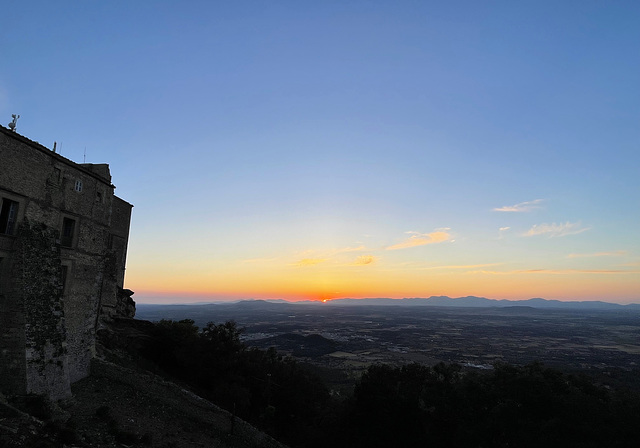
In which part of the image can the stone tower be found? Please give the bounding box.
[0,125,133,399]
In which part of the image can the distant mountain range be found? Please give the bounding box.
[138,296,640,311]
[304,296,640,310]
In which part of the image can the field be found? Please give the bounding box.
[136,301,640,390]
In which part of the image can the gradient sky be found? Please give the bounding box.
[2,1,639,303]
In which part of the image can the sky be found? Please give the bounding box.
[1,1,639,304]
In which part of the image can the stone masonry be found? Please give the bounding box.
[0,125,133,400]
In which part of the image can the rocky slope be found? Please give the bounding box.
[0,319,288,448]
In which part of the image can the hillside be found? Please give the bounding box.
[5,312,640,447]
[0,320,287,448]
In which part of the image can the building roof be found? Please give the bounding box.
[0,124,116,188]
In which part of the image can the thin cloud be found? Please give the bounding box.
[469,268,638,275]
[351,255,377,266]
[493,199,544,212]
[421,263,503,270]
[291,245,365,262]
[498,227,511,239]
[386,229,452,250]
[293,258,326,267]
[298,245,366,258]
[567,250,626,258]
[330,245,366,256]
[524,222,589,238]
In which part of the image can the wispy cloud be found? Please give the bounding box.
[493,199,544,212]
[330,245,366,255]
[351,255,377,266]
[524,222,589,238]
[294,258,327,267]
[469,268,638,275]
[290,245,368,267]
[567,250,627,258]
[421,263,503,270]
[386,229,452,250]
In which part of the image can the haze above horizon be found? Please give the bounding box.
[2,1,639,304]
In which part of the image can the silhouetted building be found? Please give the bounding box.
[0,125,133,399]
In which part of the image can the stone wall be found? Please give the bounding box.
[14,220,71,399]
[0,255,26,396]
[0,126,132,399]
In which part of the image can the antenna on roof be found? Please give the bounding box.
[8,114,20,132]
[84,147,86,163]
[53,141,57,153]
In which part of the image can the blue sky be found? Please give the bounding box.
[2,1,639,303]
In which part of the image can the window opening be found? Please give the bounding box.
[74,180,83,192]
[0,199,19,235]
[61,217,76,247]
[48,168,62,185]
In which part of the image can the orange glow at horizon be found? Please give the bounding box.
[127,249,640,305]
[129,267,640,304]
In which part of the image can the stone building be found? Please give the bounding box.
[0,125,133,399]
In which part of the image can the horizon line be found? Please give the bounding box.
[134,295,640,307]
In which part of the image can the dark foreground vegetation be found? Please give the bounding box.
[141,319,640,448]
[142,319,328,445]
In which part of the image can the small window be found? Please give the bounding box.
[47,168,62,186]
[96,191,102,203]
[74,180,83,192]
[0,199,19,235]
[60,217,76,247]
